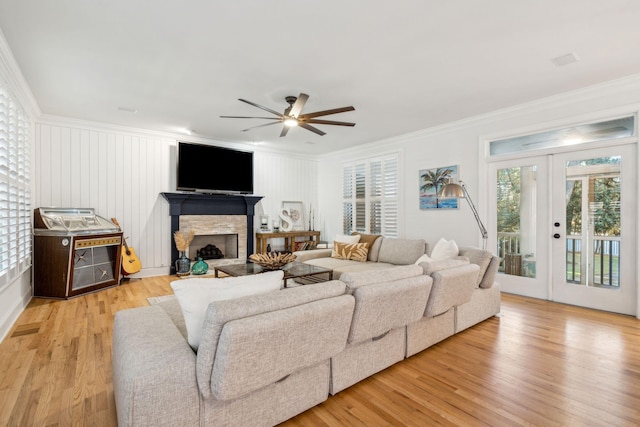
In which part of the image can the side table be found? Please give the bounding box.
[255,230,321,253]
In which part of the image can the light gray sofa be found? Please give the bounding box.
[295,236,501,351]
[112,238,501,426]
[113,280,355,427]
[294,236,428,278]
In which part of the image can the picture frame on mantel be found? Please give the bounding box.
[280,201,305,230]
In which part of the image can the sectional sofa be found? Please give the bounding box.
[294,235,501,335]
[112,237,500,426]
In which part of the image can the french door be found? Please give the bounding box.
[489,143,637,315]
[489,156,549,300]
[550,145,636,314]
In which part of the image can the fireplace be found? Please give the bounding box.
[181,215,245,267]
[161,193,263,274]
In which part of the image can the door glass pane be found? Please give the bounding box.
[565,179,582,283]
[496,166,537,277]
[565,157,621,287]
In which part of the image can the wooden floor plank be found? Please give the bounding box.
[1,276,639,426]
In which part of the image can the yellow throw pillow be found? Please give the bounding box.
[331,241,369,262]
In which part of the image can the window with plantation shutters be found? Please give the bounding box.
[0,81,31,289]
[342,153,398,237]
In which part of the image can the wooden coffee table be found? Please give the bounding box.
[214,261,333,288]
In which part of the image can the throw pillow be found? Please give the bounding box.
[430,238,459,260]
[334,234,361,244]
[331,241,369,262]
[414,254,433,265]
[170,270,284,350]
[350,232,381,249]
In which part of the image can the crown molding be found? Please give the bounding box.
[37,113,319,161]
[321,72,640,161]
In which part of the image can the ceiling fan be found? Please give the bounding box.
[220,93,355,137]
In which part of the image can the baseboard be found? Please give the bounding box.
[125,266,171,279]
[0,287,32,343]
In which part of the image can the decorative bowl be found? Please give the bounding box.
[249,252,296,270]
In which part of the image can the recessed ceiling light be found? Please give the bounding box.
[551,52,580,67]
[117,106,137,113]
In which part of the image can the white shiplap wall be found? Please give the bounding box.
[253,150,319,236]
[33,122,319,275]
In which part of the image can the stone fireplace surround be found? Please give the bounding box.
[181,216,242,268]
[161,192,263,274]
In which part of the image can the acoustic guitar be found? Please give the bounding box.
[111,218,142,275]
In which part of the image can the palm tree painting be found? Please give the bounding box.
[419,165,459,209]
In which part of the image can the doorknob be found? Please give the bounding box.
[553,233,561,239]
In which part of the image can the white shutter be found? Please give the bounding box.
[342,165,353,233]
[0,80,31,288]
[342,153,398,237]
[382,157,398,237]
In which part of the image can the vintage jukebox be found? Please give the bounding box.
[33,208,123,299]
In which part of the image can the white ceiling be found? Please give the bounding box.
[1,1,640,155]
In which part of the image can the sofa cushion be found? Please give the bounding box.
[293,248,333,263]
[330,262,396,278]
[478,256,501,289]
[348,276,432,344]
[430,238,459,260]
[211,294,354,401]
[424,264,479,317]
[338,265,431,344]
[303,257,393,279]
[377,238,426,265]
[339,264,425,292]
[195,280,352,399]
[170,270,284,350]
[418,257,470,275]
[458,246,494,287]
[331,242,369,262]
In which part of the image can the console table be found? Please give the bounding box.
[256,230,321,253]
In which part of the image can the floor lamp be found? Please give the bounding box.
[439,180,488,250]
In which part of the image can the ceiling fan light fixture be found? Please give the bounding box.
[221,93,355,137]
[284,118,298,127]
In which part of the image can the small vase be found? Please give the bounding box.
[191,257,209,275]
[175,251,191,277]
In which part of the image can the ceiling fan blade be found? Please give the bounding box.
[241,121,282,132]
[279,125,290,137]
[289,93,309,118]
[298,123,326,136]
[220,116,281,120]
[306,119,356,127]
[300,106,355,119]
[238,99,284,117]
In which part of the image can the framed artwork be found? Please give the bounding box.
[280,201,305,230]
[419,165,459,210]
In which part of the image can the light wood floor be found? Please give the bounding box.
[1,276,639,427]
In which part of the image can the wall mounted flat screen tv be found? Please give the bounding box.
[176,142,254,194]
